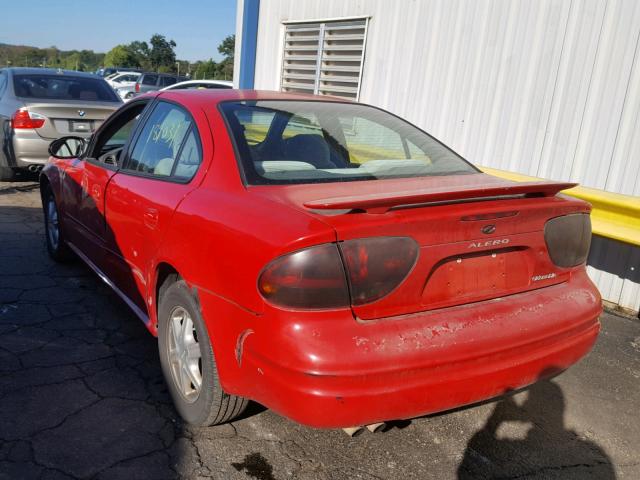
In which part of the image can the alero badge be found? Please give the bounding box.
[468,239,510,249]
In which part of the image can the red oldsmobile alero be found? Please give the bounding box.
[39,89,602,432]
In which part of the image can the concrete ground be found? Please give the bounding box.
[0,180,638,480]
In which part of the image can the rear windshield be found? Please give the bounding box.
[219,100,478,185]
[13,74,119,102]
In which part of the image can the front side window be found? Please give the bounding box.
[126,102,197,178]
[13,74,119,102]
[220,100,478,185]
[91,101,149,166]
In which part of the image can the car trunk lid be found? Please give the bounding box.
[251,173,588,320]
[24,102,118,139]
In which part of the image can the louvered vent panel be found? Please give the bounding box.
[281,23,321,95]
[319,20,367,99]
[281,19,367,99]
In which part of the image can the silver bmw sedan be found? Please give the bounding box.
[0,68,122,180]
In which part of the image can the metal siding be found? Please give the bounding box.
[250,0,640,312]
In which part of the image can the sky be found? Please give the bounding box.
[0,0,237,62]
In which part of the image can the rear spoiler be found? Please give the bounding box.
[304,181,578,214]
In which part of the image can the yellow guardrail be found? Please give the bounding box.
[482,167,640,247]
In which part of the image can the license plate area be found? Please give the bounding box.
[70,121,91,133]
[421,248,533,309]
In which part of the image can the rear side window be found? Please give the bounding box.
[115,74,137,83]
[125,101,199,179]
[161,76,177,87]
[173,130,202,180]
[12,74,119,101]
[141,75,158,86]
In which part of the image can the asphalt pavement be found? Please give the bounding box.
[0,180,638,480]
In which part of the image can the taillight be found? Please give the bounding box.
[11,109,45,129]
[135,83,140,92]
[258,237,419,309]
[339,237,419,305]
[544,213,591,268]
[258,244,350,309]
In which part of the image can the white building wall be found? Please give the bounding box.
[243,0,640,312]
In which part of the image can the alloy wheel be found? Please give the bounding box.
[167,306,203,403]
[46,197,60,251]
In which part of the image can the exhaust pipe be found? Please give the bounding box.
[366,422,386,433]
[27,165,42,172]
[342,426,365,437]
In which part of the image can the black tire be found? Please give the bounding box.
[158,280,248,426]
[42,186,73,262]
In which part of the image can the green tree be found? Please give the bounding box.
[217,34,235,59]
[127,41,150,69]
[214,35,235,80]
[0,43,104,71]
[104,45,138,67]
[149,34,177,71]
[193,59,217,79]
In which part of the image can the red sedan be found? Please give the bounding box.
[39,90,601,432]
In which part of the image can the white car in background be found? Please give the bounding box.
[106,72,141,89]
[114,83,138,101]
[160,79,233,91]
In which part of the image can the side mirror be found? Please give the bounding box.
[48,136,89,159]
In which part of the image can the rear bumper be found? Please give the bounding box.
[202,270,602,428]
[11,131,50,167]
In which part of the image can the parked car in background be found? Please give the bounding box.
[95,67,142,77]
[114,83,137,101]
[0,68,122,181]
[160,79,233,91]
[40,90,601,432]
[106,72,141,89]
[135,73,188,96]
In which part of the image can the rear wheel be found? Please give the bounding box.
[158,280,248,426]
[43,187,72,262]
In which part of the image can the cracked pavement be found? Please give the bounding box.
[1,180,639,480]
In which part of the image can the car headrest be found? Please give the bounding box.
[285,134,336,169]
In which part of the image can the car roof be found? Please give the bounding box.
[159,79,233,91]
[5,67,100,79]
[175,80,232,85]
[140,72,184,77]
[157,89,352,105]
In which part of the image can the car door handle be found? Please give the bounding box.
[143,208,159,229]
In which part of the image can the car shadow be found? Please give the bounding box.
[457,367,616,479]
